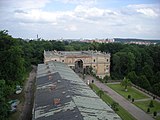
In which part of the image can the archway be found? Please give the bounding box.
[75,59,83,73]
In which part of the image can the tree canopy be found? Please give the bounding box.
[0,30,160,119]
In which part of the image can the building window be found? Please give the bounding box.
[107,59,109,62]
[93,59,95,62]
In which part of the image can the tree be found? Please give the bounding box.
[153,83,160,96]
[137,75,151,91]
[127,71,138,84]
[147,108,150,113]
[111,102,119,111]
[128,95,131,100]
[65,45,74,51]
[121,77,132,91]
[103,75,109,83]
[0,80,10,120]
[97,90,104,98]
[153,111,157,117]
[112,51,135,79]
[149,100,154,108]
[142,64,153,80]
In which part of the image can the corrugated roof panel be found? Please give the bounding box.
[32,61,121,120]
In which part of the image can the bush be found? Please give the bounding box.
[128,95,131,100]
[147,108,150,113]
[149,100,154,108]
[153,96,156,100]
[103,75,110,83]
[111,102,119,111]
[153,111,157,117]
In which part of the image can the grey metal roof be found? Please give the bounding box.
[44,50,110,58]
[32,61,121,120]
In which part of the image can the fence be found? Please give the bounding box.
[131,83,160,101]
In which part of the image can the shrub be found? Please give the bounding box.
[153,111,157,117]
[111,102,119,111]
[149,100,154,108]
[128,95,131,99]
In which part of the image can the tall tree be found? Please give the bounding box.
[127,71,138,84]
[121,77,132,91]
[137,75,152,91]
[0,80,10,120]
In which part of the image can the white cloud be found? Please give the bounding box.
[13,9,75,25]
[0,0,50,9]
[73,5,119,24]
[64,25,77,31]
[57,0,96,6]
[127,4,160,17]
[137,8,158,17]
[0,0,160,39]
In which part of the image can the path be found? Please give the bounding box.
[134,98,152,102]
[85,75,154,120]
[19,66,37,120]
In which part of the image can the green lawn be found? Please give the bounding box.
[90,84,136,120]
[156,116,160,120]
[107,83,149,100]
[134,100,160,113]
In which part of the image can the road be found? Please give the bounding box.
[85,75,154,120]
[19,66,37,120]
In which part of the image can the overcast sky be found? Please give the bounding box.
[0,0,160,39]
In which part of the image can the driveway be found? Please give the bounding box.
[19,66,37,120]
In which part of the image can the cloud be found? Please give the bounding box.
[137,8,158,17]
[0,0,50,9]
[127,4,160,17]
[57,0,96,6]
[14,9,28,14]
[64,25,77,31]
[0,0,160,39]
[74,5,119,23]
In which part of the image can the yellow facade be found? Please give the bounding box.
[44,50,110,78]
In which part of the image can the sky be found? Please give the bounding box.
[0,0,160,40]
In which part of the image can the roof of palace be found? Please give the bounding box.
[44,50,110,58]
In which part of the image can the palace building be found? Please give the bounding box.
[44,50,110,78]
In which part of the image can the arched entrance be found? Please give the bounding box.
[75,59,83,73]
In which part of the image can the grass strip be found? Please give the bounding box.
[90,84,136,120]
[107,83,149,100]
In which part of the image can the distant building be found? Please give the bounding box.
[127,41,156,45]
[32,61,121,120]
[44,50,110,78]
[82,38,115,43]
